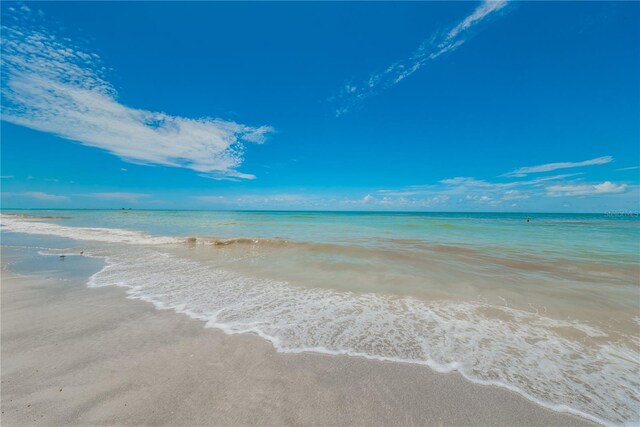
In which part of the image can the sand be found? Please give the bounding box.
[1,265,596,426]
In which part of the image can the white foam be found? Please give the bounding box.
[84,248,638,426]
[1,215,178,245]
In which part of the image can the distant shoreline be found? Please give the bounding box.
[1,207,635,216]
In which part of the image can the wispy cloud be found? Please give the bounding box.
[371,172,631,208]
[502,190,529,200]
[1,8,272,180]
[546,181,628,197]
[359,193,451,209]
[22,191,69,201]
[616,166,639,172]
[184,168,634,210]
[439,177,496,187]
[438,173,582,189]
[0,176,14,179]
[503,156,613,177]
[333,0,509,116]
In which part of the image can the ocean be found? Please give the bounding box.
[1,210,638,425]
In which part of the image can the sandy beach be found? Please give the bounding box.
[1,261,595,426]
[2,0,638,424]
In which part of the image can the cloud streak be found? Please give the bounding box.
[23,192,69,201]
[370,172,631,209]
[333,0,508,116]
[1,8,272,180]
[546,181,628,197]
[503,156,613,177]
[60,177,639,210]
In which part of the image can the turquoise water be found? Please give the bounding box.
[5,209,640,260]
[1,209,639,425]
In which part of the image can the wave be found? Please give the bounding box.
[3,214,637,286]
[3,213,72,220]
[1,214,179,245]
[82,248,635,426]
[1,214,297,248]
[183,236,299,248]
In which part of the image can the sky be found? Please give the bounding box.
[1,1,639,212]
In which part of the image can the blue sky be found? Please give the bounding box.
[1,1,638,212]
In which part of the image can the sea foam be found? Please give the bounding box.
[83,248,637,426]
[1,214,178,245]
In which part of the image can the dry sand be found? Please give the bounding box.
[1,266,596,426]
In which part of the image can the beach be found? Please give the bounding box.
[1,263,595,426]
[0,211,638,425]
[2,0,638,424]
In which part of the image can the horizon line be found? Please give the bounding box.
[1,207,638,216]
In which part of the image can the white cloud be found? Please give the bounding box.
[333,0,508,115]
[517,173,584,186]
[439,177,494,187]
[377,172,630,207]
[503,156,613,177]
[183,177,636,211]
[546,181,628,197]
[616,166,639,172]
[376,190,422,197]
[353,193,450,209]
[502,190,529,200]
[437,174,579,192]
[1,10,272,180]
[446,1,508,40]
[23,191,69,201]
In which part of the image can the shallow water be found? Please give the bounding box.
[1,210,639,425]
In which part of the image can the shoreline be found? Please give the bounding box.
[1,258,597,426]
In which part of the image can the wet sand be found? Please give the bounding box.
[1,265,596,426]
